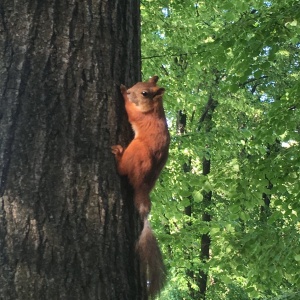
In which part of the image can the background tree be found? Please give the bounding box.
[141,0,300,299]
[0,0,146,299]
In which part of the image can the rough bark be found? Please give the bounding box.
[0,0,145,299]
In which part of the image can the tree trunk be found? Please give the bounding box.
[0,0,145,299]
[198,94,217,299]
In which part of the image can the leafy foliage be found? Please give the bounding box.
[141,0,300,299]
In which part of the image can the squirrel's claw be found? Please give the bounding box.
[111,145,124,156]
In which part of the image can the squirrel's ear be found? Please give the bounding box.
[120,84,127,93]
[155,88,165,96]
[148,76,159,84]
[153,88,165,101]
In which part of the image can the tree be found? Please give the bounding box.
[0,1,146,299]
[141,0,300,299]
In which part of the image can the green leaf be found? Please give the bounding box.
[294,255,300,262]
[193,190,203,202]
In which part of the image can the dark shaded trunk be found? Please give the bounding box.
[0,0,146,299]
[261,176,272,219]
[176,110,197,297]
[198,164,212,299]
[260,141,280,221]
[198,95,217,299]
[177,95,217,299]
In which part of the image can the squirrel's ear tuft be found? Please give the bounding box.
[155,88,165,96]
[148,76,159,84]
[120,84,127,93]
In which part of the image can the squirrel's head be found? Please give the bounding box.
[122,76,165,113]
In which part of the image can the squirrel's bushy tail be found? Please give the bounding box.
[136,218,166,297]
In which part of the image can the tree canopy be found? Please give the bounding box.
[141,0,300,299]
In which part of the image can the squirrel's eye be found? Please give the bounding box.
[141,91,148,97]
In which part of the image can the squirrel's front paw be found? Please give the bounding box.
[111,145,124,157]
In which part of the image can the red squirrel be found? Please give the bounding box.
[111,76,170,296]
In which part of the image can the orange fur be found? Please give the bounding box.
[111,76,170,296]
